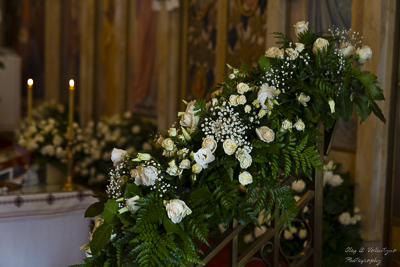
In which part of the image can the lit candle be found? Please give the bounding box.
[27,78,33,124]
[68,79,74,140]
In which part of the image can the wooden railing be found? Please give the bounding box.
[192,125,332,267]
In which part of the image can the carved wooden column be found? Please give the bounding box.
[44,0,61,102]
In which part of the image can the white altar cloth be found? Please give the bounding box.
[0,185,97,267]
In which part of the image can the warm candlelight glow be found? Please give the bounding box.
[27,78,33,124]
[27,78,34,87]
[69,79,75,90]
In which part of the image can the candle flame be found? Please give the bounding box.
[27,79,34,86]
[69,79,75,89]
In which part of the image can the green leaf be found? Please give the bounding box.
[90,222,112,255]
[84,201,105,218]
[367,84,385,100]
[370,101,386,123]
[336,94,353,121]
[355,94,372,122]
[259,56,270,72]
[265,142,280,154]
[117,212,135,225]
[190,187,212,200]
[125,183,143,198]
[102,199,119,223]
[163,218,189,243]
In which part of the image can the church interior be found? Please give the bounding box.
[0,0,399,266]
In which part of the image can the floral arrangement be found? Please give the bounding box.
[15,100,85,173]
[77,21,384,267]
[74,112,157,187]
[14,101,156,188]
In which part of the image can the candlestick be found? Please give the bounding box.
[68,79,74,140]
[63,79,77,191]
[27,78,33,124]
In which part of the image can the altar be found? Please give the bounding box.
[0,185,96,267]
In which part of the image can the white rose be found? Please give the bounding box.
[131,168,139,179]
[167,164,182,176]
[281,120,293,132]
[298,229,307,239]
[238,171,253,186]
[291,180,306,193]
[177,148,189,157]
[155,136,165,148]
[41,145,55,156]
[229,95,238,106]
[328,98,335,113]
[296,93,310,106]
[164,199,192,223]
[126,196,141,214]
[235,147,251,159]
[179,159,191,169]
[294,119,305,131]
[286,48,299,60]
[223,139,238,155]
[202,136,217,153]
[243,233,254,244]
[55,147,65,159]
[295,43,305,52]
[180,112,200,132]
[294,21,309,38]
[237,82,249,94]
[312,38,329,55]
[192,163,203,174]
[283,229,293,240]
[111,148,127,166]
[276,48,285,59]
[162,138,175,151]
[256,126,275,143]
[254,225,267,238]
[354,206,360,214]
[229,73,235,79]
[356,45,372,63]
[52,135,63,146]
[132,125,141,134]
[168,128,177,137]
[265,47,280,58]
[237,95,247,105]
[239,154,252,169]
[135,165,159,186]
[257,84,276,110]
[323,171,333,186]
[328,174,343,187]
[244,105,251,113]
[338,212,351,225]
[339,42,356,58]
[193,147,215,168]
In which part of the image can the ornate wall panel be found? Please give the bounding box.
[181,0,218,103]
[225,0,268,71]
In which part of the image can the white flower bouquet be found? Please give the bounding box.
[77,22,384,266]
[15,100,85,174]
